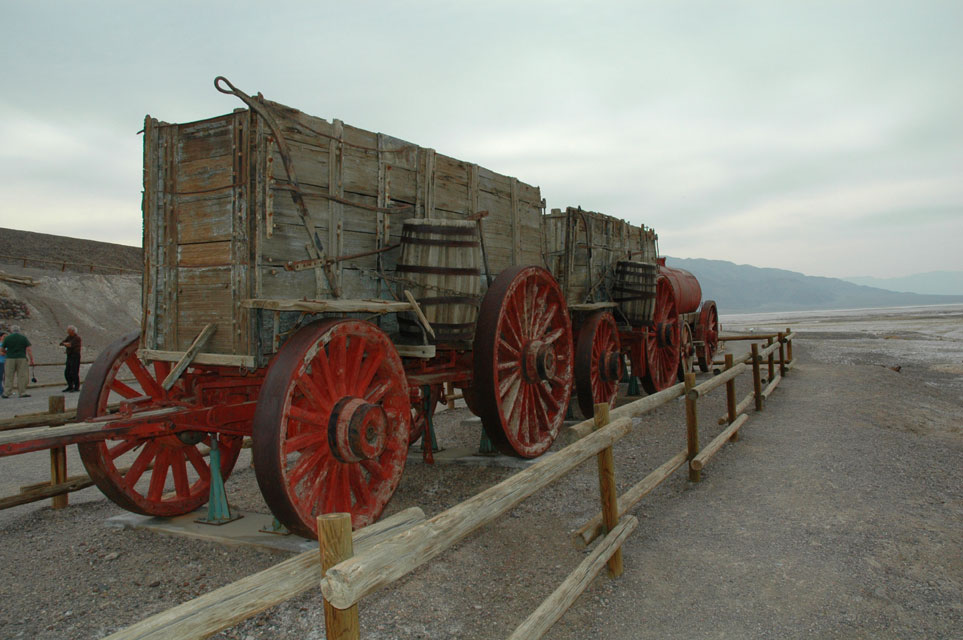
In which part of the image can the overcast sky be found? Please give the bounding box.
[1,1,960,279]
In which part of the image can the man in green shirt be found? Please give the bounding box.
[1,325,35,398]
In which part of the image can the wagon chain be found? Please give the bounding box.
[215,76,342,298]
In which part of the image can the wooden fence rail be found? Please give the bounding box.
[91,330,797,639]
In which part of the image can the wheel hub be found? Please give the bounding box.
[328,396,388,463]
[655,322,676,349]
[522,340,557,383]
[598,351,624,382]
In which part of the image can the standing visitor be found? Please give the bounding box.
[60,325,82,392]
[1,325,35,398]
[0,330,6,398]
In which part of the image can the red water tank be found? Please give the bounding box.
[658,265,702,314]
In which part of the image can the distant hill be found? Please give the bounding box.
[842,271,963,296]
[0,228,141,273]
[665,257,963,313]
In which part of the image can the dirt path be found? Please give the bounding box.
[1,328,961,638]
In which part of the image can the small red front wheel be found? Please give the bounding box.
[642,276,681,393]
[696,300,719,372]
[253,320,410,537]
[678,322,695,382]
[77,332,242,516]
[574,311,622,418]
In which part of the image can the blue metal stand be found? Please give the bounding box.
[478,429,497,455]
[259,516,290,535]
[196,438,242,526]
[628,375,641,396]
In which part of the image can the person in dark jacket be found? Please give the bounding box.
[60,325,82,392]
[1,325,34,398]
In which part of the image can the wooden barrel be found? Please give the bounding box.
[613,261,658,326]
[396,218,482,345]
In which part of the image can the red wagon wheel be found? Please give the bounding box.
[77,332,242,516]
[253,320,410,537]
[678,322,695,382]
[473,265,573,458]
[574,311,622,418]
[642,276,681,393]
[696,300,719,372]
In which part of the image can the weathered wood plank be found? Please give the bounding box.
[103,507,426,640]
[319,416,634,609]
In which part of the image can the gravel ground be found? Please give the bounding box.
[1,307,962,639]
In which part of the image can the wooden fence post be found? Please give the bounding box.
[48,396,68,509]
[593,402,622,577]
[778,332,787,378]
[318,513,360,640]
[724,354,738,442]
[684,372,700,482]
[766,336,775,381]
[785,327,794,364]
[751,343,763,411]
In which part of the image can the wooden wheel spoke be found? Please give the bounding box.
[543,327,564,344]
[295,373,333,410]
[354,346,385,396]
[288,404,325,427]
[365,380,391,405]
[171,452,190,498]
[287,446,328,490]
[311,346,337,401]
[147,449,171,502]
[184,446,211,483]
[345,337,365,387]
[533,302,558,339]
[498,370,521,397]
[109,379,141,399]
[107,438,142,461]
[297,463,330,517]
[349,465,372,507]
[361,459,389,484]
[124,355,164,399]
[498,337,520,358]
[124,441,158,486]
[329,335,348,395]
[284,431,327,456]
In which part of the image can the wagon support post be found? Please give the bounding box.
[48,395,68,509]
[684,372,700,482]
[593,402,623,577]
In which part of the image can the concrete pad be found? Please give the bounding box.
[106,509,315,553]
[408,445,549,469]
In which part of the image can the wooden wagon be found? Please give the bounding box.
[15,78,718,539]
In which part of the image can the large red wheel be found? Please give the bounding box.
[77,332,242,516]
[473,266,573,458]
[574,311,622,418]
[678,322,695,382]
[253,320,410,537]
[696,300,719,372]
[642,276,680,393]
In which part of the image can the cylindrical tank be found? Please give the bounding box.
[396,218,482,345]
[658,265,702,314]
[613,261,658,326]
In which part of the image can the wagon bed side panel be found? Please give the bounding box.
[143,113,253,357]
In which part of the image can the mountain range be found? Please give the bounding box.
[664,257,963,314]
